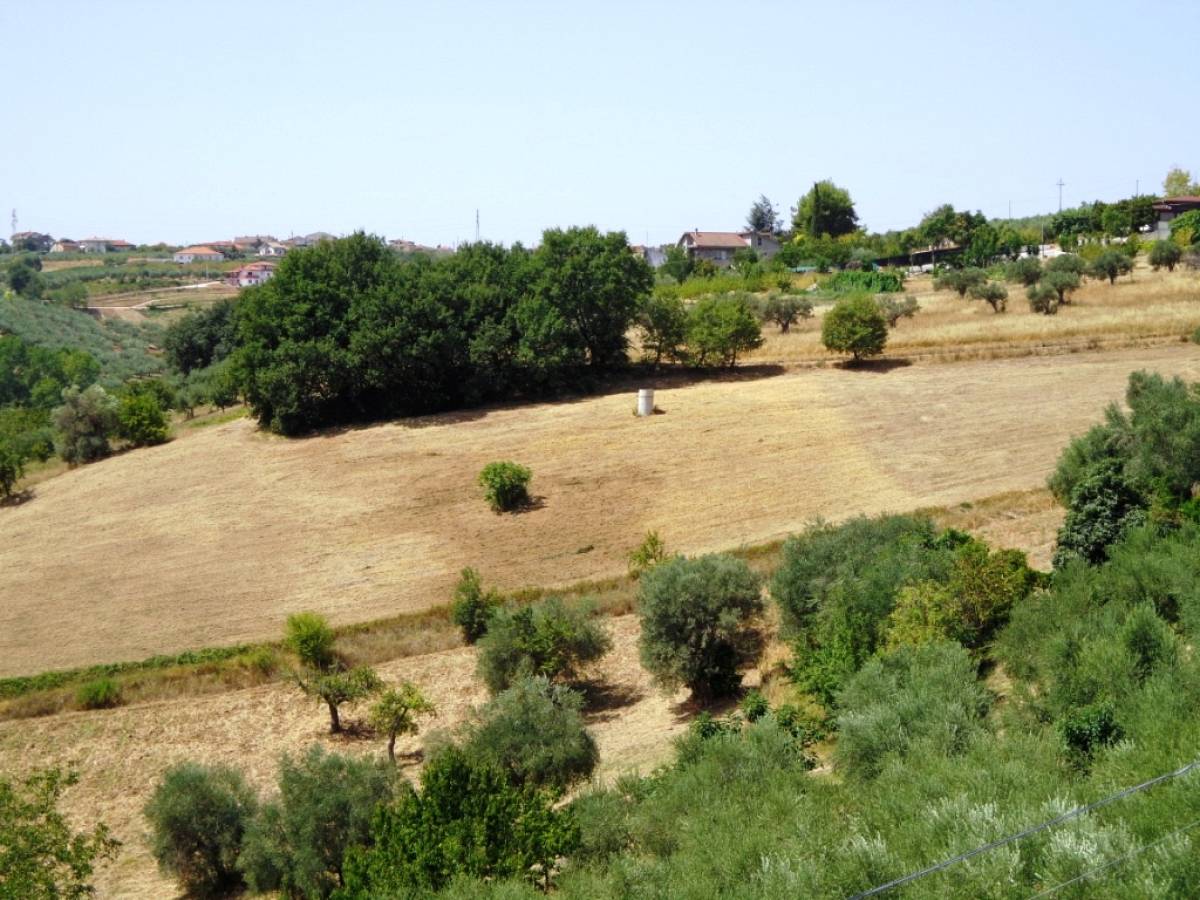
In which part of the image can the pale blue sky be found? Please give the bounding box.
[4,0,1197,247]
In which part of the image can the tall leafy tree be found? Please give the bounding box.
[1163,166,1199,197]
[792,180,859,237]
[746,194,780,233]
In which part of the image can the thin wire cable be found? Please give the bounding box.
[1025,816,1200,899]
[847,758,1200,899]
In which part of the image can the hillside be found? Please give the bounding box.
[3,343,1198,677]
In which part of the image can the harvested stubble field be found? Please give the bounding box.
[0,615,693,899]
[751,266,1200,365]
[3,343,1199,678]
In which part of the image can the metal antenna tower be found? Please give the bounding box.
[475,209,480,243]
[10,209,16,239]
[1056,178,1065,211]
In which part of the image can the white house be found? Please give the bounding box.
[174,245,225,264]
[228,261,277,287]
[257,241,288,257]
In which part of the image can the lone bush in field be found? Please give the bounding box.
[478,461,532,512]
[476,597,611,693]
[686,293,764,366]
[1,767,119,900]
[238,746,395,898]
[1149,240,1182,272]
[637,554,764,701]
[451,567,501,643]
[627,529,669,579]
[285,611,336,671]
[1027,281,1060,315]
[144,762,257,898]
[369,683,436,762]
[969,281,1008,312]
[76,677,123,710]
[338,747,579,896]
[456,676,598,794]
[821,293,888,361]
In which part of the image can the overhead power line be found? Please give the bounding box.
[848,757,1200,899]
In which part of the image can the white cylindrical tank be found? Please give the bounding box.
[637,388,655,417]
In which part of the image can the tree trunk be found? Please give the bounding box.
[387,732,397,764]
[327,699,341,733]
[780,320,790,333]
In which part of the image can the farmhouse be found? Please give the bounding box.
[50,239,79,253]
[257,241,288,257]
[678,230,779,266]
[77,237,135,253]
[228,261,277,287]
[1153,196,1200,240]
[173,245,224,264]
[10,231,54,252]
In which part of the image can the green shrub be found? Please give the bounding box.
[685,294,764,367]
[1026,281,1059,314]
[239,746,395,898]
[284,611,337,670]
[1149,240,1183,271]
[637,554,764,700]
[144,762,257,898]
[1059,701,1122,761]
[933,267,986,297]
[455,676,597,793]
[479,461,532,512]
[740,689,770,722]
[761,294,814,332]
[627,529,669,579]
[451,567,501,643]
[116,391,170,447]
[476,597,611,693]
[835,641,990,780]
[337,747,579,896]
[820,293,888,361]
[1053,458,1148,568]
[1088,249,1133,285]
[1006,256,1042,286]
[0,443,23,498]
[75,677,123,710]
[875,294,919,327]
[968,280,1008,312]
[825,269,903,293]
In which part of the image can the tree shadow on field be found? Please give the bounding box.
[0,489,34,508]
[669,692,740,725]
[838,357,913,373]
[579,679,645,724]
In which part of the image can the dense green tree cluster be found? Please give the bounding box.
[234,229,653,434]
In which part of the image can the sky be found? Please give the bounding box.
[3,0,1198,248]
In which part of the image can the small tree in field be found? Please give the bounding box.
[145,762,257,898]
[686,294,764,366]
[876,294,919,328]
[635,293,688,367]
[451,567,502,643]
[476,597,611,694]
[1027,282,1060,315]
[116,391,170,447]
[1149,240,1182,272]
[297,667,383,734]
[637,554,764,701]
[1006,257,1042,286]
[933,267,986,297]
[370,683,436,763]
[762,293,813,333]
[969,281,1009,313]
[1042,269,1081,305]
[478,461,532,512]
[1088,250,1133,285]
[821,293,888,362]
[1,767,119,900]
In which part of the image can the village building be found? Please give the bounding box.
[1153,196,1200,240]
[173,245,225,264]
[50,239,80,253]
[227,261,277,287]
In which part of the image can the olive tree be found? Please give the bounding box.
[933,267,986,297]
[762,293,813,333]
[637,554,764,701]
[1149,240,1182,272]
[370,683,436,763]
[52,384,117,465]
[821,293,888,361]
[968,281,1009,313]
[1088,250,1133,285]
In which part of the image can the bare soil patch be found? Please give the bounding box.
[2,344,1198,677]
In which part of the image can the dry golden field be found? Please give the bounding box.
[751,266,1200,365]
[3,343,1199,678]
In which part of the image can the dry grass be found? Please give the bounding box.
[750,266,1200,366]
[4,344,1199,678]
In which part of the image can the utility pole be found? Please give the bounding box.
[10,209,16,240]
[1056,178,1065,212]
[475,209,480,243]
[1135,179,1139,197]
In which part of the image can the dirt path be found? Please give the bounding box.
[0,616,689,899]
[2,344,1198,677]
